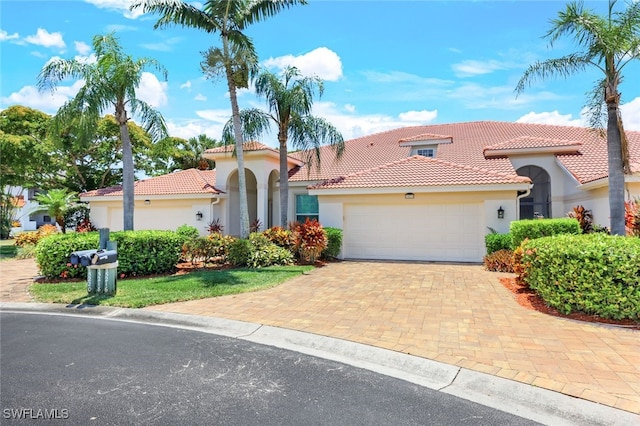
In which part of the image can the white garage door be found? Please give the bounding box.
[343,202,484,262]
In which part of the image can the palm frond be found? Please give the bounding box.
[515,54,592,95]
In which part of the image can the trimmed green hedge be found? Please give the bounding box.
[35,230,184,279]
[485,233,512,254]
[511,218,581,248]
[519,234,640,320]
[322,227,343,259]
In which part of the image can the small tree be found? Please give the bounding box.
[33,189,79,233]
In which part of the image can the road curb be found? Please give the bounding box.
[2,302,638,426]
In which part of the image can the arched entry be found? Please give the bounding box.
[267,170,279,228]
[517,165,551,219]
[227,169,257,236]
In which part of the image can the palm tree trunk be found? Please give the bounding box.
[606,101,626,236]
[118,114,135,231]
[224,39,249,239]
[279,137,289,228]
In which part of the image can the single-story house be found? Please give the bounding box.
[81,121,640,263]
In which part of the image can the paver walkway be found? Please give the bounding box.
[2,258,639,414]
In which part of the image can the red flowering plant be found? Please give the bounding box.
[293,218,327,264]
[625,198,640,237]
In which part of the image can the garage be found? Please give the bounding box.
[342,202,484,262]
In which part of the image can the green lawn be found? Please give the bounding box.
[0,239,17,260]
[30,265,314,308]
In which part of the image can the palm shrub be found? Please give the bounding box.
[294,218,327,264]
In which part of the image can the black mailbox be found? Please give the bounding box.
[90,249,118,265]
[70,249,99,267]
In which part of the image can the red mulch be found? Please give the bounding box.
[500,277,640,330]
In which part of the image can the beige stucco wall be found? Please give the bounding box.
[88,197,224,236]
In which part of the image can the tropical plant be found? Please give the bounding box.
[37,33,169,231]
[515,0,640,236]
[33,189,79,233]
[152,134,220,173]
[567,205,594,233]
[207,218,225,235]
[625,197,640,236]
[131,0,306,239]
[223,66,344,227]
[293,218,327,264]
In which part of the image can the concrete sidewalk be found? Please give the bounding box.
[1,258,639,418]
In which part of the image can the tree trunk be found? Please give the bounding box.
[224,38,250,239]
[606,101,626,236]
[279,135,289,228]
[117,106,135,231]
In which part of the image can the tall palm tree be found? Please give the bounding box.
[223,66,344,227]
[131,0,306,238]
[37,33,168,231]
[516,0,640,236]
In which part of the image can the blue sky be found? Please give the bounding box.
[1,0,639,147]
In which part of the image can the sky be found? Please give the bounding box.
[1,0,639,148]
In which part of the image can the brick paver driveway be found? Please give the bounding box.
[146,261,640,414]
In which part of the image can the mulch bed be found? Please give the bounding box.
[500,277,640,330]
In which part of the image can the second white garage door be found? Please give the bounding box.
[343,202,484,262]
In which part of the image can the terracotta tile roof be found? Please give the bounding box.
[310,155,531,190]
[81,169,221,198]
[205,141,277,155]
[290,121,640,185]
[483,136,582,157]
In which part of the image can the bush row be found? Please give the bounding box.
[35,230,184,279]
[518,234,640,320]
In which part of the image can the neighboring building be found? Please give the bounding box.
[5,187,56,231]
[80,121,640,263]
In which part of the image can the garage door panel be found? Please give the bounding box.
[344,203,483,262]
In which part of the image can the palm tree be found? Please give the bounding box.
[516,0,640,236]
[223,66,344,227]
[37,33,168,231]
[33,189,79,233]
[131,0,306,238]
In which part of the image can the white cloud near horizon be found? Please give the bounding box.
[620,97,640,131]
[263,47,343,82]
[0,80,84,113]
[398,110,438,123]
[25,28,65,49]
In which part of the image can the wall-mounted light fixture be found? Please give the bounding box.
[196,211,203,221]
[144,200,151,205]
[497,206,505,219]
[405,193,415,200]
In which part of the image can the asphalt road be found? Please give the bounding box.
[0,312,540,425]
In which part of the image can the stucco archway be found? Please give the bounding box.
[517,165,551,219]
[227,169,257,236]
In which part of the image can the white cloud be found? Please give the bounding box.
[311,101,436,141]
[25,28,65,49]
[140,37,182,52]
[263,47,343,82]
[74,41,91,55]
[194,94,207,101]
[85,0,144,19]
[449,83,562,110]
[398,110,438,123]
[516,110,585,127]
[344,104,356,113]
[136,72,168,107]
[75,53,97,64]
[620,97,640,131]
[1,81,84,113]
[180,80,192,90]
[166,120,225,141]
[195,109,232,124]
[0,29,19,41]
[451,59,509,78]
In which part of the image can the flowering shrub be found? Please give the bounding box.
[14,224,59,247]
[293,218,327,264]
[76,218,96,233]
